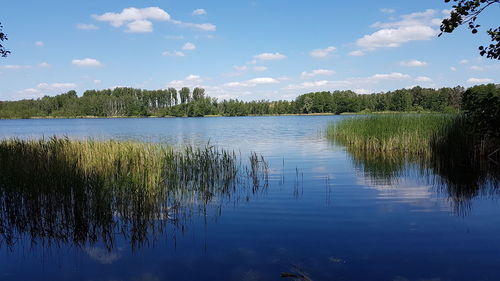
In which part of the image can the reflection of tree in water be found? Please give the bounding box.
[0,139,268,251]
[342,147,499,215]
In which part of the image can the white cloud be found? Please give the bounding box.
[93,7,216,32]
[301,69,335,78]
[72,58,102,67]
[254,52,287,61]
[93,79,102,84]
[310,46,336,58]
[285,80,336,90]
[35,41,44,47]
[76,23,99,30]
[355,88,371,95]
[93,7,170,27]
[224,77,279,88]
[470,65,484,71]
[18,82,77,98]
[415,76,432,82]
[193,9,207,15]
[162,51,185,57]
[0,65,31,69]
[467,78,494,84]
[253,66,267,72]
[450,66,457,71]
[167,74,204,87]
[126,20,153,33]
[38,62,50,68]
[170,20,217,31]
[182,42,196,51]
[185,74,201,81]
[284,72,410,90]
[380,8,395,14]
[370,72,410,80]
[400,59,428,67]
[460,59,469,64]
[348,50,365,56]
[356,9,441,50]
[247,77,278,84]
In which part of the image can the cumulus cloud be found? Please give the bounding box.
[460,59,469,64]
[467,78,493,84]
[167,74,204,87]
[284,72,410,90]
[415,76,432,82]
[35,41,44,47]
[450,66,457,71]
[355,88,372,95]
[18,82,77,98]
[126,20,153,32]
[301,69,335,78]
[93,7,216,33]
[310,46,336,58]
[38,62,50,68]
[254,52,287,61]
[72,58,102,67]
[224,77,279,88]
[193,9,207,15]
[356,9,441,50]
[182,42,196,51]
[400,59,428,67]
[77,23,99,30]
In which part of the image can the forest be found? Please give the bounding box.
[0,85,480,118]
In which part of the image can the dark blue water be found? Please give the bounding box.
[1,116,499,281]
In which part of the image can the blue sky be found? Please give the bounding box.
[0,0,498,101]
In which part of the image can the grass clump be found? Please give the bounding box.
[327,114,454,155]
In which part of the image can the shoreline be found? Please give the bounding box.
[0,111,442,120]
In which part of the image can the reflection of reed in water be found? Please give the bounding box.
[342,147,499,215]
[328,114,499,215]
[0,137,268,250]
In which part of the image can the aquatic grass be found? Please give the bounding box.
[327,114,454,155]
[0,137,268,249]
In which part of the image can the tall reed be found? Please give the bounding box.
[327,114,454,155]
[0,137,267,249]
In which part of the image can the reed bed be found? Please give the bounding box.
[0,137,267,249]
[327,114,454,155]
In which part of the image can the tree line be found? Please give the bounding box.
[0,84,490,119]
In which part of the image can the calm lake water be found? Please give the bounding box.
[1,116,499,281]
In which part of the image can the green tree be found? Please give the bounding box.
[0,22,10,58]
[440,0,500,59]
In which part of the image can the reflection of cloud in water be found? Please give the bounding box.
[85,247,121,264]
[356,175,451,213]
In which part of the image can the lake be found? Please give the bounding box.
[1,116,499,281]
